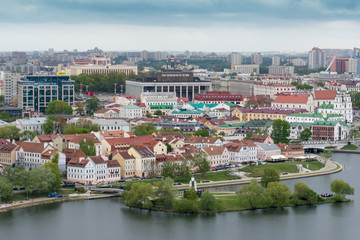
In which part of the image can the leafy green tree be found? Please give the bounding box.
[125,182,154,209]
[46,100,73,115]
[0,176,14,203]
[271,119,290,144]
[0,111,10,122]
[261,168,280,188]
[267,182,291,207]
[200,191,216,211]
[185,187,199,201]
[74,101,85,116]
[244,131,253,140]
[146,113,152,118]
[156,177,176,209]
[238,179,272,209]
[300,128,312,141]
[191,152,210,177]
[20,130,37,141]
[28,166,61,194]
[79,139,96,156]
[194,128,210,137]
[0,125,20,140]
[172,198,198,213]
[154,110,162,116]
[317,82,325,87]
[42,116,55,134]
[0,95,4,107]
[320,149,333,159]
[134,123,157,136]
[85,97,100,116]
[330,179,354,197]
[166,143,173,153]
[293,182,318,204]
[350,91,360,108]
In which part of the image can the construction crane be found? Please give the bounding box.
[11,95,18,106]
[325,56,336,73]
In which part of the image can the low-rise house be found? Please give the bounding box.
[16,142,66,171]
[128,146,157,178]
[201,146,229,167]
[67,155,121,184]
[112,151,136,178]
[286,112,344,123]
[14,117,47,134]
[65,134,102,156]
[183,136,223,149]
[115,95,136,105]
[216,123,244,136]
[232,107,307,122]
[63,148,87,166]
[289,122,312,140]
[92,130,135,141]
[33,134,67,151]
[0,143,18,166]
[224,140,258,163]
[119,104,144,119]
[249,134,274,144]
[94,109,120,118]
[277,143,305,158]
[255,142,281,161]
[149,105,173,115]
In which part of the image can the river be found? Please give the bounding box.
[0,153,358,240]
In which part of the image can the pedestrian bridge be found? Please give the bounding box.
[89,188,123,193]
[302,141,347,150]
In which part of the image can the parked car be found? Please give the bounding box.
[48,192,57,198]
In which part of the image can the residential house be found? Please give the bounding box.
[119,104,144,119]
[277,143,305,158]
[0,143,18,166]
[232,107,307,122]
[183,136,223,149]
[94,109,120,118]
[249,134,274,144]
[201,146,229,167]
[14,117,47,134]
[128,146,157,177]
[112,151,136,178]
[224,140,258,163]
[65,134,102,156]
[255,142,281,161]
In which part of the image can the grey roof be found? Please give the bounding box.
[255,143,280,151]
[15,117,47,125]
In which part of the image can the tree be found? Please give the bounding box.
[194,128,210,137]
[0,95,4,107]
[261,168,280,188]
[271,119,290,144]
[238,179,272,209]
[320,149,333,159]
[0,176,14,203]
[20,130,37,141]
[79,139,96,156]
[134,123,157,136]
[317,82,325,87]
[330,179,354,198]
[125,182,154,209]
[0,126,20,140]
[154,110,162,116]
[244,131,254,140]
[74,101,85,116]
[300,128,312,141]
[46,100,73,115]
[42,116,55,134]
[28,166,61,194]
[85,97,100,116]
[200,191,216,211]
[191,152,210,177]
[172,198,198,213]
[156,177,176,209]
[267,182,291,207]
[146,113,152,118]
[166,143,173,153]
[0,111,10,122]
[350,91,360,108]
[293,182,318,204]
[185,187,199,201]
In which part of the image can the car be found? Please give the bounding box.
[48,192,57,198]
[140,177,146,180]
[212,168,216,171]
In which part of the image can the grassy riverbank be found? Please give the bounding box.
[241,161,324,177]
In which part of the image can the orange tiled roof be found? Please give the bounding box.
[314,90,337,100]
[273,95,308,104]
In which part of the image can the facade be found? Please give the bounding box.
[253,83,296,99]
[224,141,258,163]
[271,94,315,112]
[66,134,102,156]
[230,64,260,74]
[0,143,18,166]
[316,91,353,123]
[232,107,307,122]
[126,70,212,101]
[308,47,327,69]
[286,112,344,123]
[193,91,243,104]
[230,52,242,65]
[201,146,229,167]
[268,66,294,75]
[119,104,144,119]
[251,53,263,65]
[15,117,47,134]
[70,64,138,76]
[255,143,281,161]
[128,146,157,178]
[141,92,178,106]
[115,95,136,105]
[17,75,74,113]
[277,144,304,159]
[4,72,22,105]
[94,109,120,118]
[312,120,349,141]
[289,122,312,140]
[113,151,136,178]
[272,56,280,66]
[348,58,360,74]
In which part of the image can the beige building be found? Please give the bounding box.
[70,65,138,76]
[268,66,294,75]
[253,83,296,99]
[112,151,136,178]
[231,64,260,74]
[128,146,157,178]
[0,143,18,166]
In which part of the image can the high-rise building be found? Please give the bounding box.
[230,52,242,65]
[352,48,360,58]
[251,53,263,65]
[269,66,294,75]
[141,50,149,60]
[155,51,162,61]
[348,58,360,74]
[12,52,26,65]
[18,75,74,113]
[4,72,22,105]
[272,56,280,66]
[330,58,348,74]
[308,47,327,69]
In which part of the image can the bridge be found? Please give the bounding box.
[302,141,348,151]
[89,188,123,194]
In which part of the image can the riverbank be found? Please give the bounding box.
[333,149,360,154]
[0,193,120,213]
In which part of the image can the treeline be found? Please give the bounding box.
[71,72,147,93]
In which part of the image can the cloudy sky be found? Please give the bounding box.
[1,0,360,52]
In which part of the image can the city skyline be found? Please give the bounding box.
[1,0,360,51]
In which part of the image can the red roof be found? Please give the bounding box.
[273,95,308,104]
[314,90,337,100]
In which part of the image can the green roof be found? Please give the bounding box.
[312,120,349,127]
[243,119,274,128]
[189,103,217,109]
[318,104,334,109]
[123,104,141,109]
[218,123,244,128]
[290,122,313,128]
[224,102,238,107]
[150,105,173,110]
[171,110,203,114]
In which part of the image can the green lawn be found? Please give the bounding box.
[341,144,359,150]
[241,161,324,177]
[193,170,240,182]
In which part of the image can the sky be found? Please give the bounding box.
[1,0,360,52]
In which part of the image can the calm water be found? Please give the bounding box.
[0,153,359,240]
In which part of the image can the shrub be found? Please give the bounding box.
[76,186,87,194]
[172,198,198,213]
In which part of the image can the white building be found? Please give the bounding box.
[308,47,327,69]
[316,91,353,123]
[230,53,242,65]
[201,146,229,167]
[70,118,131,132]
[268,66,294,75]
[231,64,260,74]
[4,72,22,105]
[119,104,144,119]
[115,95,136,105]
[14,117,47,134]
[141,92,178,107]
[286,112,344,123]
[224,141,258,163]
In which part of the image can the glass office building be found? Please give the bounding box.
[18,75,74,113]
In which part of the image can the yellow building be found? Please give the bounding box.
[232,108,305,122]
[112,151,136,178]
[0,143,18,166]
